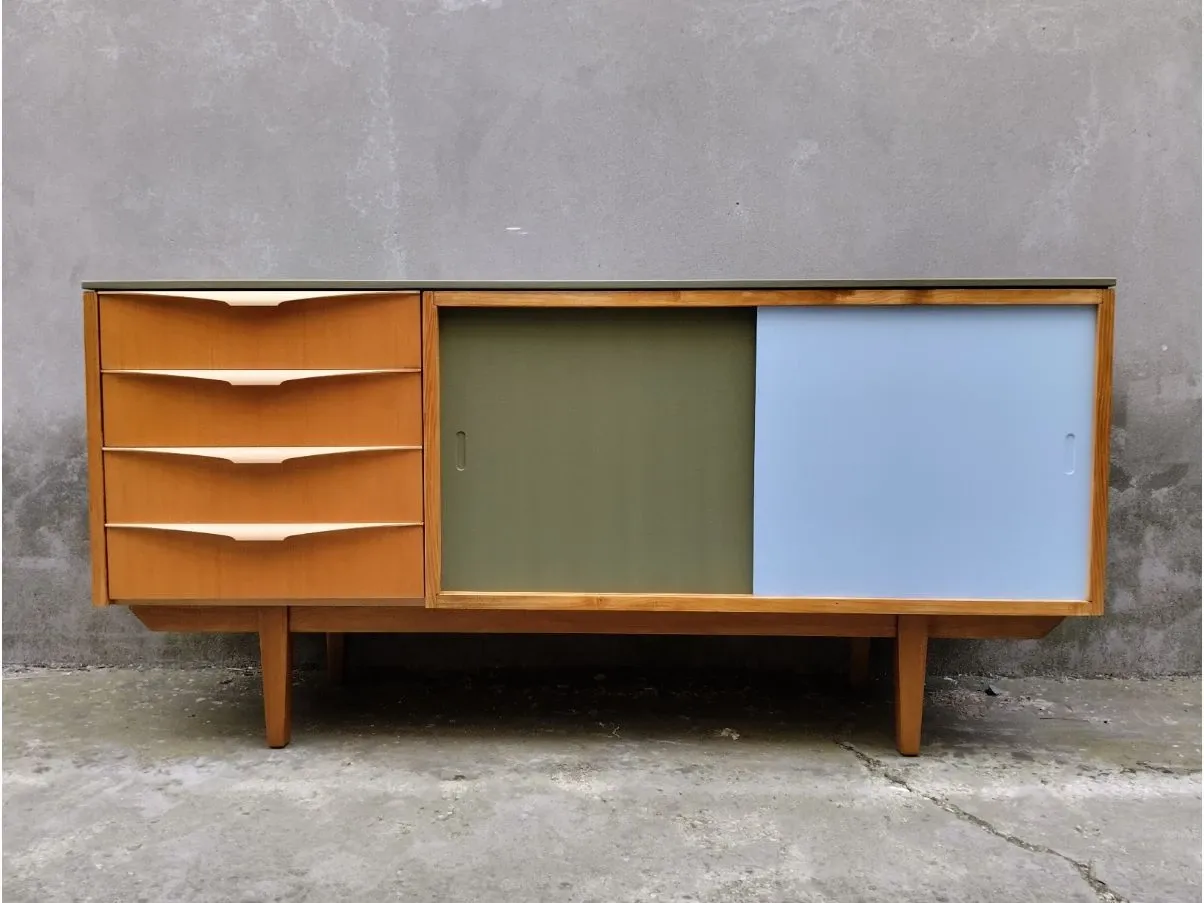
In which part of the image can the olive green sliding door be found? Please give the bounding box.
[439,307,755,593]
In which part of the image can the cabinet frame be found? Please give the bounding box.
[423,287,1114,619]
[80,279,1116,754]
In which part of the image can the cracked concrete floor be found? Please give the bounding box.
[3,666,1200,903]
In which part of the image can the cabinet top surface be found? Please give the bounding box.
[82,278,1116,290]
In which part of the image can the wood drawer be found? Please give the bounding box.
[106,524,424,600]
[103,448,423,523]
[99,290,420,370]
[101,371,422,447]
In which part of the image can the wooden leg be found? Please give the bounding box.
[325,632,346,684]
[259,607,292,749]
[849,637,872,688]
[894,616,928,756]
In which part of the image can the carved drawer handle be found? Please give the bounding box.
[106,522,420,541]
[106,368,417,386]
[103,446,420,464]
[118,290,388,307]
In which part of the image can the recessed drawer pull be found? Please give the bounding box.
[106,522,420,541]
[106,368,418,386]
[103,446,420,464]
[118,290,384,307]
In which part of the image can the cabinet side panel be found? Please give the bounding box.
[83,291,109,605]
[753,305,1097,600]
[1088,289,1115,614]
[422,292,441,604]
[440,307,755,593]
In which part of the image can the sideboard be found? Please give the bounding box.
[80,279,1116,754]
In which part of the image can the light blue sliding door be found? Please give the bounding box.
[753,306,1097,600]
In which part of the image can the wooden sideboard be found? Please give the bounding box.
[81,279,1116,754]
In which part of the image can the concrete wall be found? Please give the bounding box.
[4,0,1199,676]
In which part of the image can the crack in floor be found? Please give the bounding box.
[836,739,1132,903]
[1129,760,1199,777]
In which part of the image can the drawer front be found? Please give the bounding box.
[104,448,423,523]
[102,371,422,447]
[107,525,424,599]
[99,291,421,370]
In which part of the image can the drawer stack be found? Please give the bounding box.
[96,290,425,601]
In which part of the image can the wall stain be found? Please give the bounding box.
[3,419,89,565]
[1141,463,1191,492]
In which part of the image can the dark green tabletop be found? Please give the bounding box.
[82,278,1116,290]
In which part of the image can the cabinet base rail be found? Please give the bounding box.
[130,605,1064,755]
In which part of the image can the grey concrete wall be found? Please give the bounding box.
[4,0,1199,675]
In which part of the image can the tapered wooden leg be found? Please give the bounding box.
[894,616,928,756]
[325,632,346,684]
[849,637,872,688]
[259,607,292,749]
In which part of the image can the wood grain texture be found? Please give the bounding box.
[432,289,1105,308]
[422,292,441,606]
[100,291,420,369]
[927,616,1065,639]
[83,291,109,606]
[101,370,421,447]
[259,607,292,748]
[434,592,1089,616]
[126,606,1065,640]
[895,615,929,756]
[107,525,424,600]
[118,597,426,608]
[1088,288,1116,615]
[130,605,260,632]
[104,448,423,523]
[289,607,898,636]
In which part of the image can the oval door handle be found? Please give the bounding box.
[118,290,396,307]
[106,368,417,386]
[106,522,420,541]
[103,446,420,464]
[455,431,467,471]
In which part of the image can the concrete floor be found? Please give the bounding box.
[3,666,1200,903]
